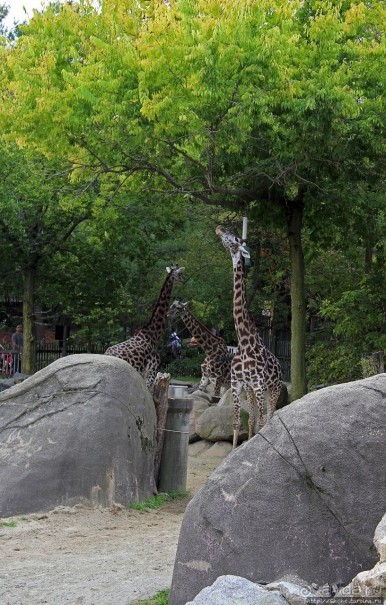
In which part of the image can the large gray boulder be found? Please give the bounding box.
[189,395,210,443]
[196,403,249,443]
[185,575,289,605]
[0,354,157,517]
[169,374,386,605]
[196,383,289,443]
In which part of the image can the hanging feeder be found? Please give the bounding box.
[241,216,253,268]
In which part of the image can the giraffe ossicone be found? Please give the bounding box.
[216,225,283,449]
[169,300,231,398]
[105,265,184,390]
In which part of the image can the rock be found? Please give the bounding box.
[0,373,29,392]
[217,387,244,408]
[201,383,289,441]
[196,404,249,443]
[12,372,30,383]
[185,575,289,605]
[202,441,233,459]
[0,354,157,517]
[337,513,386,599]
[0,378,15,392]
[266,578,318,605]
[343,563,386,598]
[189,399,210,443]
[189,440,233,460]
[374,514,386,561]
[169,374,386,605]
[215,383,289,413]
[190,389,212,403]
[188,440,214,457]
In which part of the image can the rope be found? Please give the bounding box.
[157,428,190,434]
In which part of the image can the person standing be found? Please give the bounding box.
[170,329,181,358]
[11,324,23,374]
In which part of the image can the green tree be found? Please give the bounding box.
[133,0,386,398]
[39,189,188,348]
[306,187,385,384]
[1,0,385,397]
[0,3,9,36]
[0,144,98,372]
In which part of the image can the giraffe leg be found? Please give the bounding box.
[251,385,265,429]
[144,356,160,391]
[146,371,157,391]
[213,377,221,398]
[246,390,256,440]
[231,385,241,449]
[267,382,281,420]
[233,405,240,449]
[198,374,209,392]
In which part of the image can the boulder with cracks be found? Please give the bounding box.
[169,374,386,605]
[0,354,157,517]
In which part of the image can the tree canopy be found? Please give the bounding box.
[0,0,384,392]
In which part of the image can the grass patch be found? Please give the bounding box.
[0,520,17,527]
[134,588,169,605]
[135,588,169,605]
[128,491,188,511]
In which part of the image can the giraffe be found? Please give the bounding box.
[105,265,185,390]
[169,300,231,398]
[216,226,282,448]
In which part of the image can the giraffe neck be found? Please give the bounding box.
[232,255,261,346]
[144,273,175,343]
[178,308,225,354]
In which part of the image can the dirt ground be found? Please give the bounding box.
[0,441,232,605]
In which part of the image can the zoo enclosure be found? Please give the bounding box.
[0,330,292,381]
[0,343,104,377]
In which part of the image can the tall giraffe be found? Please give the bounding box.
[216,226,282,448]
[105,266,184,389]
[169,300,231,398]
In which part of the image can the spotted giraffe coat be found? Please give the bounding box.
[216,226,282,447]
[105,266,184,389]
[169,300,231,397]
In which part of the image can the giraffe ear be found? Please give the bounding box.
[166,266,171,273]
[240,244,250,259]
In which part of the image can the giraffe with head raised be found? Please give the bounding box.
[105,265,185,390]
[169,300,231,398]
[216,226,282,448]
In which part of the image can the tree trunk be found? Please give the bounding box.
[22,267,36,375]
[287,203,307,400]
[61,323,68,357]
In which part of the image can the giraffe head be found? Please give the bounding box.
[169,300,188,320]
[215,226,250,268]
[166,265,185,284]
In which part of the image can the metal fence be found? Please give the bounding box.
[0,344,105,377]
[261,330,291,382]
[1,332,291,382]
[34,343,104,372]
[0,351,21,377]
[220,331,291,382]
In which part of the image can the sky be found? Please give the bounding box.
[3,1,47,28]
